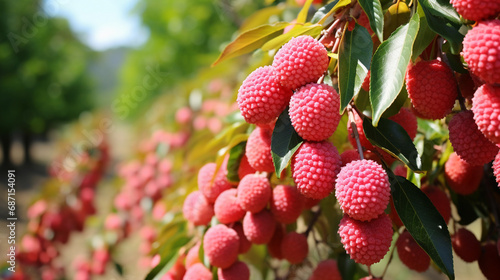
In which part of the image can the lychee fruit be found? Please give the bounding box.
[405,59,458,120]
[185,243,201,269]
[309,259,342,280]
[393,164,407,178]
[362,71,371,92]
[243,209,276,244]
[478,242,500,280]
[182,191,214,226]
[421,185,451,223]
[472,84,500,144]
[289,83,341,141]
[270,185,304,224]
[494,152,500,188]
[462,20,500,85]
[245,126,274,173]
[389,107,418,140]
[335,159,391,221]
[281,232,309,264]
[338,214,393,266]
[267,223,286,259]
[445,152,483,195]
[237,154,256,180]
[237,66,293,125]
[218,261,250,280]
[448,110,499,166]
[452,228,481,262]
[183,263,212,280]
[292,141,342,199]
[272,35,329,90]
[389,197,404,227]
[237,174,271,213]
[203,224,240,269]
[451,0,500,21]
[198,162,232,203]
[396,230,430,272]
[340,149,361,167]
[230,222,252,254]
[215,188,246,224]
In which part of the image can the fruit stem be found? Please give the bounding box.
[380,234,398,278]
[318,8,348,45]
[348,106,365,160]
[304,208,322,237]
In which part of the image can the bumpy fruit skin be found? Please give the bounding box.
[203,224,240,269]
[421,185,451,223]
[389,107,418,140]
[335,160,391,221]
[243,209,276,244]
[271,185,304,224]
[218,261,250,280]
[267,223,286,259]
[198,162,232,203]
[396,230,430,272]
[237,174,271,213]
[292,141,342,199]
[462,20,500,85]
[340,149,361,167]
[281,232,309,264]
[182,191,214,226]
[444,152,483,195]
[309,259,342,280]
[246,126,274,173]
[215,189,246,224]
[272,35,329,90]
[185,243,201,268]
[451,0,500,21]
[472,84,500,144]
[478,242,500,280]
[452,228,481,263]
[405,59,458,119]
[449,110,499,166]
[237,66,293,125]
[338,214,393,266]
[183,263,212,280]
[230,222,252,254]
[237,154,256,181]
[289,83,341,141]
[347,110,374,150]
[494,152,500,188]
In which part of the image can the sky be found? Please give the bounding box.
[43,0,149,51]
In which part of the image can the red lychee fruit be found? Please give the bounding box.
[472,84,500,144]
[340,149,361,167]
[309,259,342,280]
[218,261,250,280]
[267,223,286,259]
[338,214,393,266]
[183,263,212,280]
[478,242,500,280]
[198,162,232,203]
[203,224,240,269]
[347,110,374,151]
[237,174,271,213]
[289,83,341,141]
[292,141,342,199]
[237,154,256,180]
[237,66,293,125]
[246,126,274,173]
[462,20,500,85]
[451,0,500,21]
[281,232,309,264]
[393,164,407,178]
[452,228,481,262]
[421,185,451,223]
[243,209,276,244]
[230,222,252,254]
[182,191,214,226]
[396,230,430,272]
[494,152,500,188]
[270,185,304,224]
[445,152,483,195]
[389,107,418,140]
[185,243,201,269]
[449,110,499,166]
[389,197,404,227]
[335,159,391,221]
[215,188,246,224]
[457,73,477,100]
[361,71,371,92]
[405,59,458,120]
[272,35,329,90]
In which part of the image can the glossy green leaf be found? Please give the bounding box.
[419,0,462,25]
[271,108,303,178]
[338,24,373,113]
[411,5,437,61]
[261,24,323,51]
[297,0,314,24]
[445,53,467,74]
[390,175,455,280]
[358,0,384,42]
[383,2,411,39]
[226,141,246,183]
[338,253,369,280]
[380,84,408,118]
[212,22,289,66]
[363,117,423,171]
[311,0,351,25]
[370,13,419,126]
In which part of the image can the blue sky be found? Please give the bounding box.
[43,0,149,51]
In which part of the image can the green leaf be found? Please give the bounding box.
[337,253,369,280]
[445,53,467,74]
[271,108,303,178]
[226,141,246,183]
[390,175,455,280]
[113,261,124,276]
[380,84,408,118]
[370,13,419,126]
[363,117,423,171]
[418,0,462,25]
[297,0,314,24]
[358,0,384,42]
[212,22,289,66]
[239,6,286,32]
[383,2,411,39]
[338,24,373,113]
[310,0,351,25]
[411,5,437,61]
[261,24,323,51]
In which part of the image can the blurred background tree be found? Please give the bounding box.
[0,0,94,166]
